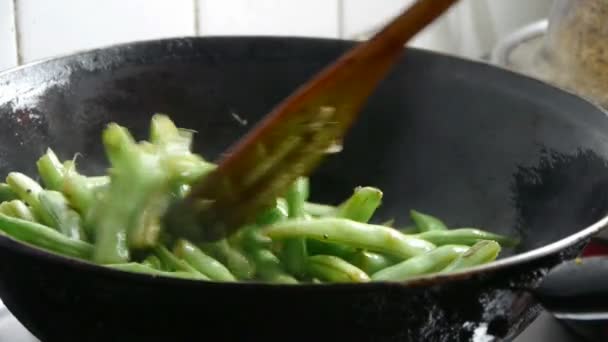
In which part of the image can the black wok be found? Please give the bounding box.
[0,36,607,342]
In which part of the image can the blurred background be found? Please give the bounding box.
[0,0,554,71]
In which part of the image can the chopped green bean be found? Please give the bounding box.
[337,186,383,223]
[311,186,383,261]
[36,148,65,191]
[238,222,296,283]
[256,199,288,226]
[307,255,370,283]
[264,217,436,259]
[410,210,447,232]
[127,194,170,250]
[0,213,92,259]
[282,177,309,277]
[0,114,520,285]
[174,239,236,281]
[62,172,95,215]
[371,245,469,281]
[399,225,419,234]
[85,176,110,188]
[0,183,17,202]
[142,255,162,270]
[91,123,169,263]
[348,251,399,275]
[303,202,336,217]
[247,247,298,284]
[415,228,520,247]
[6,172,53,226]
[39,190,87,241]
[0,200,36,222]
[149,114,193,152]
[199,239,254,280]
[306,239,357,259]
[380,218,395,227]
[441,240,501,273]
[153,245,205,277]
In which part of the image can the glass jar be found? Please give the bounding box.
[492,0,608,109]
[542,0,608,107]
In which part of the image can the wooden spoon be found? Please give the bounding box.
[164,0,460,242]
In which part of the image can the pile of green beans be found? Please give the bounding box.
[0,114,520,283]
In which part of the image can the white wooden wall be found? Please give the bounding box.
[0,0,553,71]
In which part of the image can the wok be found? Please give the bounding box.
[0,36,607,342]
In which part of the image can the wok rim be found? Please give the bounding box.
[0,35,607,290]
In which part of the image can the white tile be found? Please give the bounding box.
[198,0,339,38]
[342,0,415,39]
[342,0,553,59]
[16,0,196,63]
[484,0,553,38]
[0,0,17,71]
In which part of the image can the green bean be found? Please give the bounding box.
[153,245,206,277]
[36,148,65,191]
[256,198,288,226]
[174,239,236,281]
[142,255,162,270]
[127,194,170,250]
[234,225,273,252]
[399,225,419,234]
[0,202,14,216]
[149,114,217,184]
[303,202,336,217]
[264,218,436,259]
[306,239,357,260]
[337,186,383,223]
[62,172,96,217]
[348,251,399,275]
[410,210,447,232]
[149,114,193,154]
[85,176,110,188]
[162,154,215,185]
[238,223,297,283]
[91,123,169,263]
[247,248,298,284]
[199,239,254,280]
[0,200,36,222]
[106,263,207,280]
[415,228,520,247]
[0,213,92,259]
[371,245,469,281]
[0,114,519,284]
[311,186,384,260]
[172,183,191,199]
[282,177,309,277]
[6,172,53,226]
[39,190,87,241]
[0,183,17,202]
[380,218,395,227]
[441,240,501,273]
[307,255,370,283]
[287,177,308,218]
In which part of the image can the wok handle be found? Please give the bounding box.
[533,256,608,341]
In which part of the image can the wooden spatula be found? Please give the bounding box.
[164,0,460,242]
